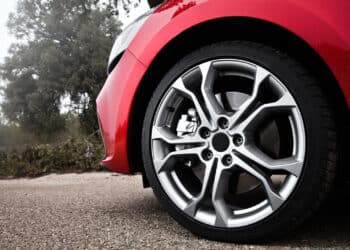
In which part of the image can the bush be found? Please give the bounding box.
[0,124,38,152]
[0,137,105,178]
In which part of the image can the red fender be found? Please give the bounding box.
[97,0,350,173]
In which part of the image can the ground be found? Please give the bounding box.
[0,173,349,249]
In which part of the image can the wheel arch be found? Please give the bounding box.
[128,17,349,179]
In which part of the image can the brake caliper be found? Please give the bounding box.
[175,108,200,167]
[176,108,199,136]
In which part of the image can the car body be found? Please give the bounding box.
[96,0,350,241]
[97,0,350,174]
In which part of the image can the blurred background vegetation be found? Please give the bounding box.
[0,0,146,178]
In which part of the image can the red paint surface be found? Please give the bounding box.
[96,50,146,174]
[97,0,350,173]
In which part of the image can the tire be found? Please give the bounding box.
[141,41,337,242]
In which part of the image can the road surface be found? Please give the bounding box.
[0,173,349,249]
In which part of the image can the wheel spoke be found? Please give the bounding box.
[229,66,270,128]
[184,159,233,227]
[233,92,296,133]
[234,155,285,210]
[184,157,218,216]
[211,165,233,227]
[235,145,303,177]
[172,62,226,129]
[154,146,206,173]
[199,62,225,122]
[152,126,206,145]
[172,78,212,128]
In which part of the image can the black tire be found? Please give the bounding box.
[141,41,337,242]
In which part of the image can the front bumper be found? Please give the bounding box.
[96,50,146,174]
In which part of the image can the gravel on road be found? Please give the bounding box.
[0,172,349,249]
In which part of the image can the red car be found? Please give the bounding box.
[97,0,350,242]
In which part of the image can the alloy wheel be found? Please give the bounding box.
[150,59,306,228]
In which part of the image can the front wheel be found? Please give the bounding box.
[142,41,337,242]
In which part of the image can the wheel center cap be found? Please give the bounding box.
[212,133,230,152]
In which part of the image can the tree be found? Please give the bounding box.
[1,0,121,136]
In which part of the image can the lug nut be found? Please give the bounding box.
[202,149,213,161]
[199,127,211,139]
[233,134,244,146]
[218,117,229,129]
[222,155,233,166]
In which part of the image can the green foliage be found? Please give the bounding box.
[1,0,122,135]
[0,137,105,178]
[0,124,38,152]
[0,113,86,150]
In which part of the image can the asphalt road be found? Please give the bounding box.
[0,173,350,249]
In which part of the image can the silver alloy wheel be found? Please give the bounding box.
[151,59,306,228]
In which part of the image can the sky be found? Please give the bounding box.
[118,0,149,27]
[0,0,17,108]
[0,1,17,64]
